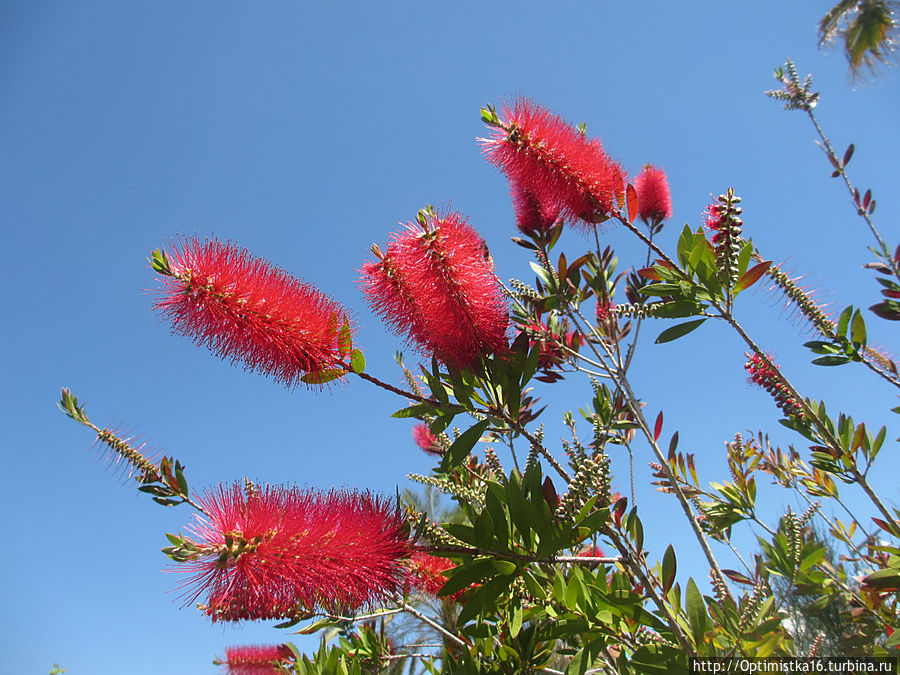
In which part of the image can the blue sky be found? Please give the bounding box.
[2,2,898,673]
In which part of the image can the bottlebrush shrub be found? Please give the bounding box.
[60,65,900,672]
[152,237,354,387]
[360,207,508,370]
[173,484,412,621]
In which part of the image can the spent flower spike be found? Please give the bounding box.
[153,237,352,388]
[481,98,625,228]
[360,208,508,370]
[178,484,411,622]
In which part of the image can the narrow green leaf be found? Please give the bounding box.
[440,558,493,597]
[661,544,677,594]
[837,306,854,336]
[655,319,706,344]
[391,402,436,419]
[685,577,708,645]
[509,603,523,638]
[338,319,352,356]
[439,419,490,472]
[850,309,867,345]
[811,355,852,366]
[175,467,189,497]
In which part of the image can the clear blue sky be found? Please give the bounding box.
[2,2,898,673]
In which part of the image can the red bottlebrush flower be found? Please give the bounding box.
[221,645,294,674]
[481,98,625,227]
[153,237,351,388]
[360,209,509,370]
[577,544,605,558]
[412,423,442,456]
[744,352,804,419]
[510,181,561,234]
[633,165,672,224]
[179,484,412,622]
[409,552,471,601]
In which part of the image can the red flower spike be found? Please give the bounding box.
[222,645,294,674]
[180,484,412,622]
[481,98,625,228]
[744,352,804,420]
[361,210,509,370]
[412,423,442,456]
[634,165,673,224]
[577,544,605,558]
[154,238,351,388]
[409,552,469,601]
[511,181,561,233]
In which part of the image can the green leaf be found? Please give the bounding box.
[661,544,677,594]
[152,497,182,507]
[567,638,605,675]
[676,225,694,267]
[837,306,854,336]
[811,355,852,366]
[509,602,523,638]
[685,577,708,645]
[175,467,189,497]
[652,300,705,318]
[804,340,841,354]
[491,559,517,575]
[456,574,515,624]
[850,309,867,345]
[440,558,493,597]
[300,368,345,385]
[439,419,490,472]
[887,629,900,648]
[349,349,366,374]
[529,261,553,289]
[655,319,706,344]
[391,402,436,419]
[338,319,352,356]
[429,412,455,435]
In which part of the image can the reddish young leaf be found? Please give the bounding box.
[863,189,872,209]
[842,143,854,166]
[733,261,772,293]
[626,183,639,224]
[653,411,663,442]
[722,569,754,585]
[637,267,662,281]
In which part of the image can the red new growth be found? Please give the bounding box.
[481,98,625,227]
[222,644,295,674]
[180,484,411,622]
[360,210,509,370]
[153,237,351,388]
[634,165,673,224]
